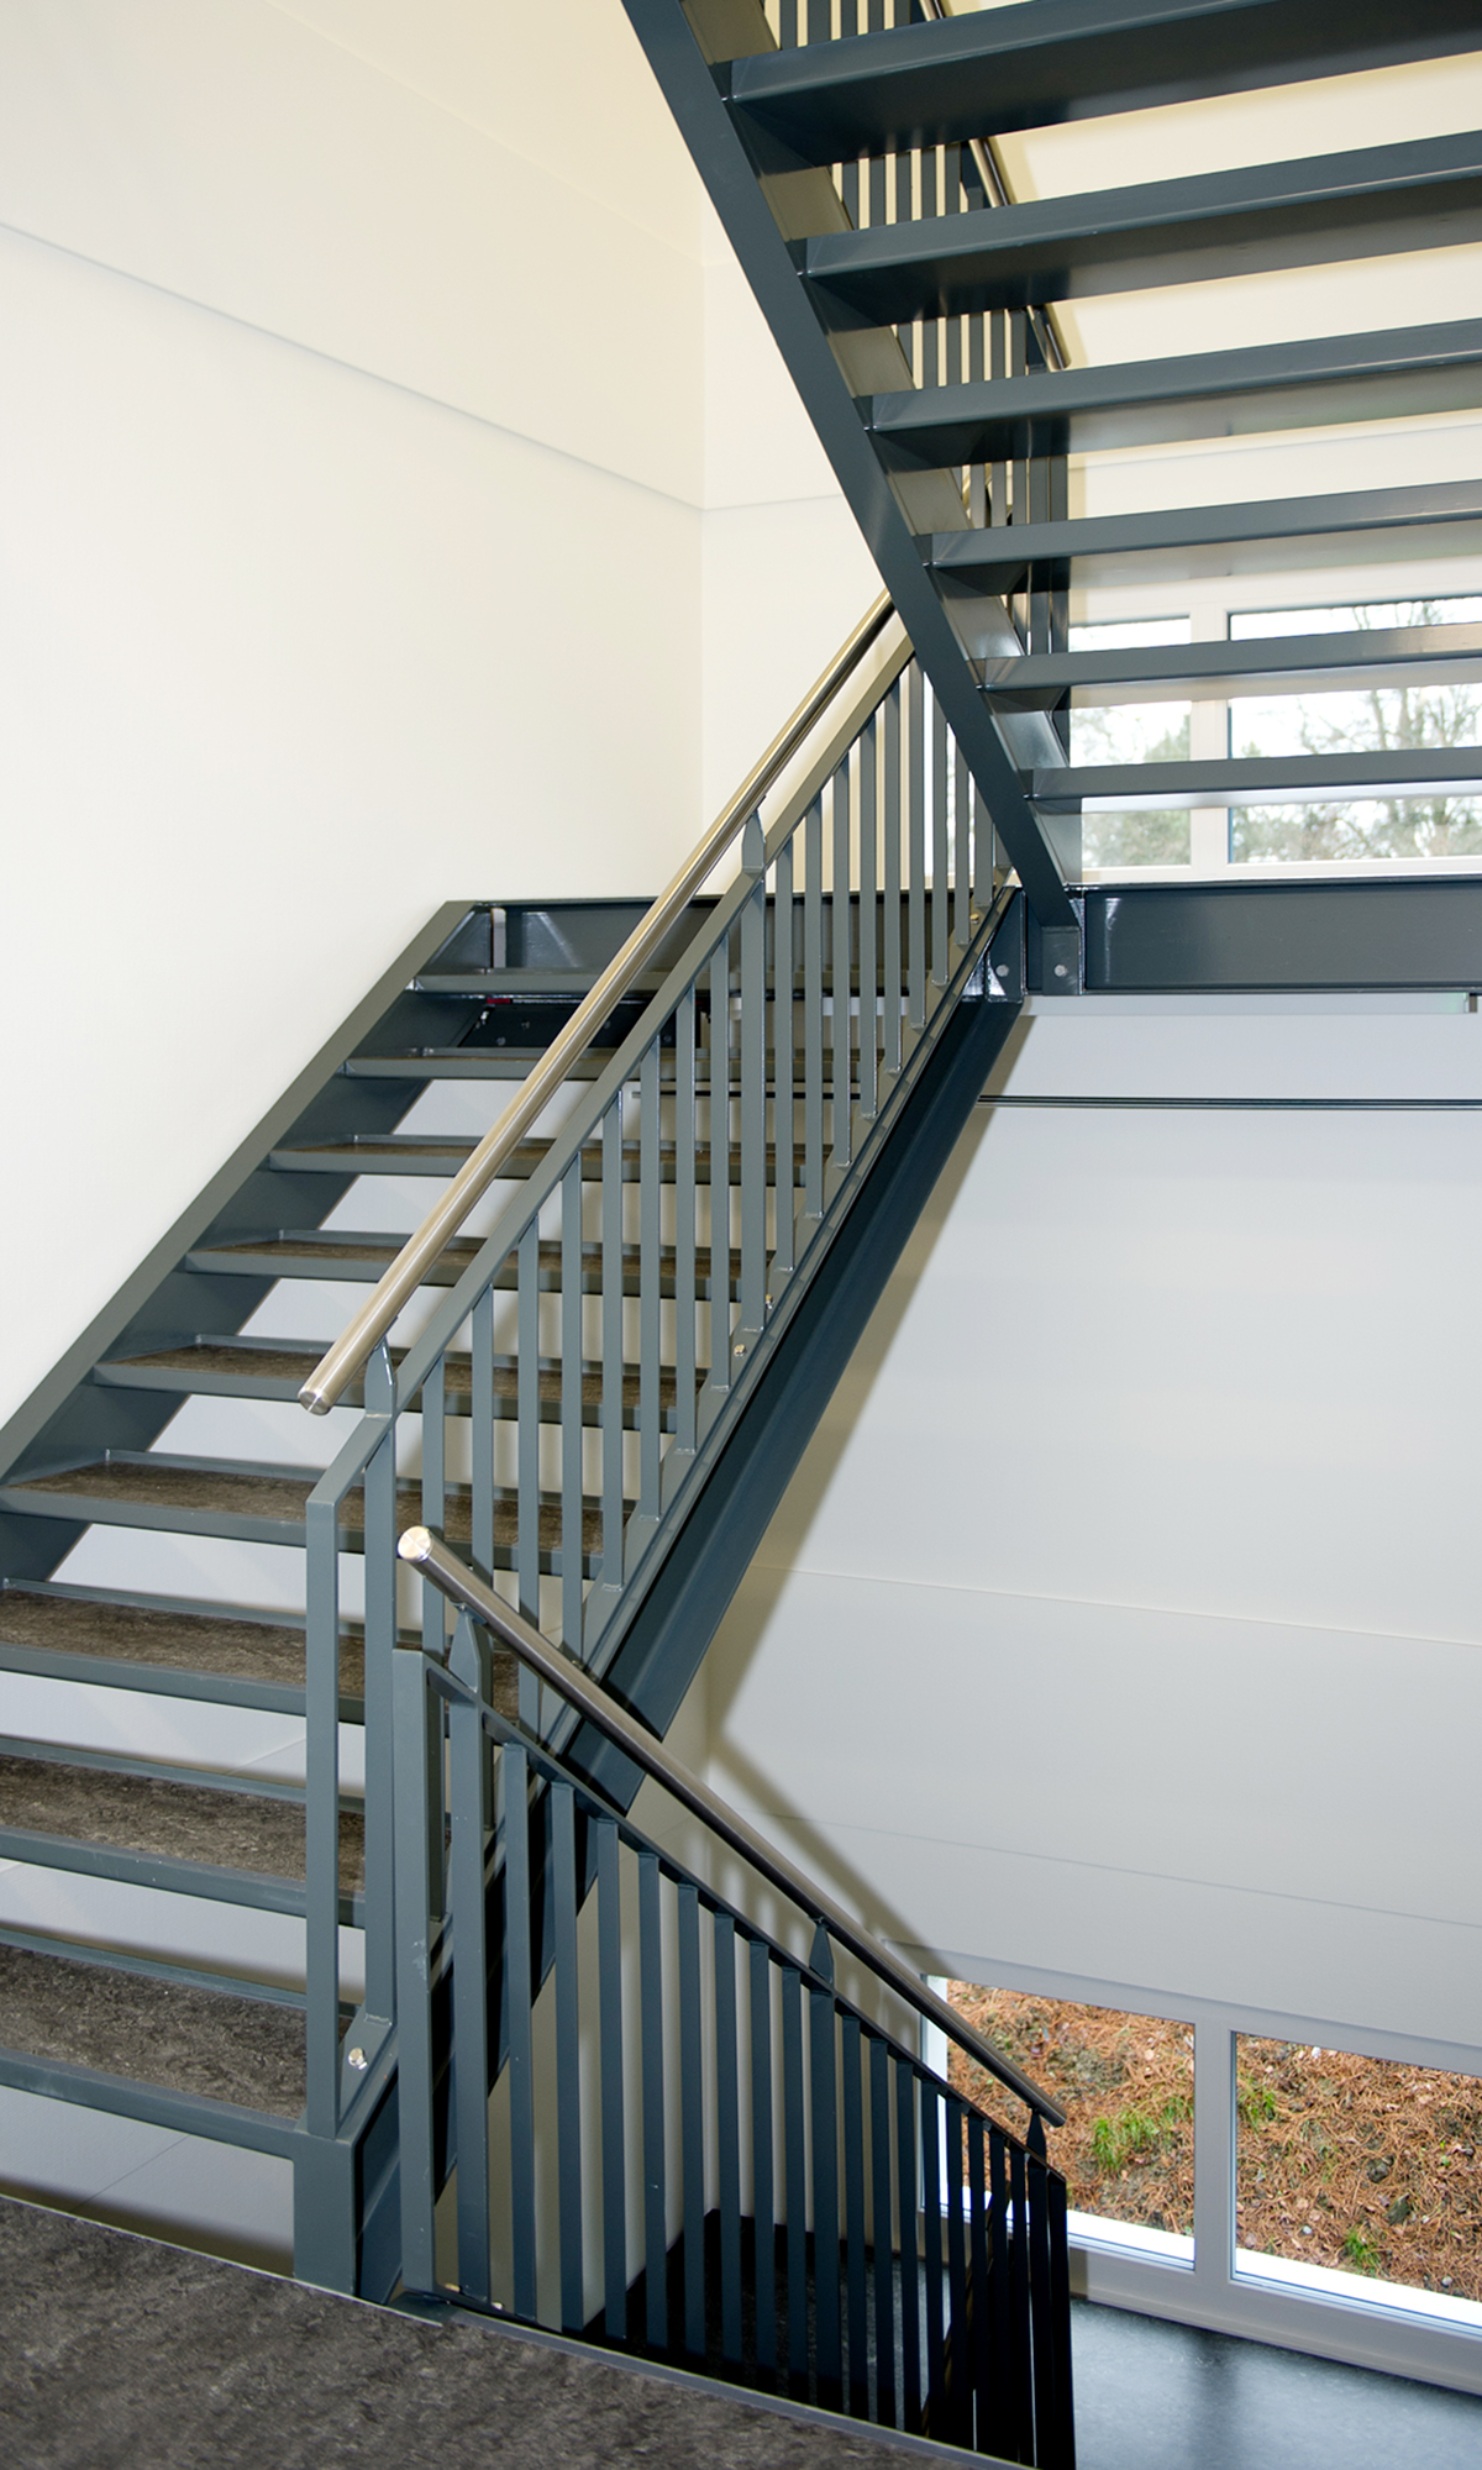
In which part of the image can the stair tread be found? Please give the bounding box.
[929,476,1482,591]
[99,1342,675,1419]
[188,1231,744,1296]
[802,132,1482,323]
[0,1750,362,1890]
[1034,743,1482,808]
[0,1941,306,2115]
[726,0,1474,162]
[270,1134,805,1185]
[981,618,1482,709]
[0,1586,354,1692]
[868,316,1482,465]
[5,1456,608,1564]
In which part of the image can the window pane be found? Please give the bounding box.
[947,1983,1194,2239]
[1236,2037,1482,2301]
[1231,799,1482,862]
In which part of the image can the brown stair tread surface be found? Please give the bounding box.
[0,1752,363,1890]
[192,1232,744,1295]
[0,1944,304,2115]
[108,1343,675,1416]
[0,1588,361,1692]
[11,1459,607,1566]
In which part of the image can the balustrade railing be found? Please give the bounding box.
[295,608,1023,2193]
[391,1539,1074,2463]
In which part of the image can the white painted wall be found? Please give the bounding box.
[0,0,709,1430]
[702,998,1482,2053]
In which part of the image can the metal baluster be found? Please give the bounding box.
[503,1741,537,2322]
[781,1965,809,2394]
[739,818,768,1338]
[858,711,878,1122]
[552,1778,585,2335]
[803,799,825,1219]
[831,763,853,1170]
[772,840,796,1279]
[809,1965,842,2411]
[779,0,797,47]
[472,1288,494,1583]
[516,1221,540,1645]
[639,1040,662,1533]
[601,1101,625,1592]
[673,988,698,1461]
[988,2125,1015,2463]
[420,1358,446,1662]
[897,2063,922,2432]
[640,1850,668,2351]
[921,2082,946,2436]
[945,2101,970,2448]
[304,1485,343,2144]
[391,1643,438,2292]
[882,684,902,1079]
[841,158,860,224]
[931,688,950,988]
[906,666,927,1033]
[1044,2149,1077,2470]
[709,942,731,1401]
[1026,2114,1059,2470]
[968,2113,992,2452]
[1008,2137,1034,2462]
[975,778,996,922]
[750,1939,778,2380]
[842,2016,868,2418]
[450,1618,492,2304]
[560,1160,584,1654]
[598,1819,628,2340]
[871,2035,896,2430]
[361,1344,397,2024]
[991,311,1009,530]
[715,1913,744,2370]
[955,739,972,952]
[807,0,829,39]
[678,1881,707,2360]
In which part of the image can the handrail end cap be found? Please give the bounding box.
[399,1526,435,1565]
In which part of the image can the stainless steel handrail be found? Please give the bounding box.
[299,590,897,1415]
[399,1523,1066,2127]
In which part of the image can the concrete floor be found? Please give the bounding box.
[3,2194,1481,2468]
[1071,2299,1482,2470]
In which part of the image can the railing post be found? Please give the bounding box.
[391,1640,439,2294]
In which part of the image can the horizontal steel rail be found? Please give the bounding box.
[399,1523,1063,2127]
[299,590,896,1414]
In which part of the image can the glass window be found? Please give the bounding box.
[1229,596,1482,862]
[1067,619,1193,868]
[1236,2037,1482,2301]
[947,1981,1195,2241]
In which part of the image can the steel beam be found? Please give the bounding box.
[1081,876,1482,991]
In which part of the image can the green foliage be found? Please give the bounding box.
[1091,2096,1192,2173]
[1341,2230,1382,2275]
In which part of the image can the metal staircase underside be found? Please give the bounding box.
[626,0,1482,908]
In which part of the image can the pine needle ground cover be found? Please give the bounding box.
[948,1987,1482,2303]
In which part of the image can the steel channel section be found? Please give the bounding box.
[1082,876,1482,991]
[619,0,1075,928]
[722,0,1480,160]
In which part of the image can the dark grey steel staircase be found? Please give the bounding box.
[6,0,1482,2458]
[623,0,1482,910]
